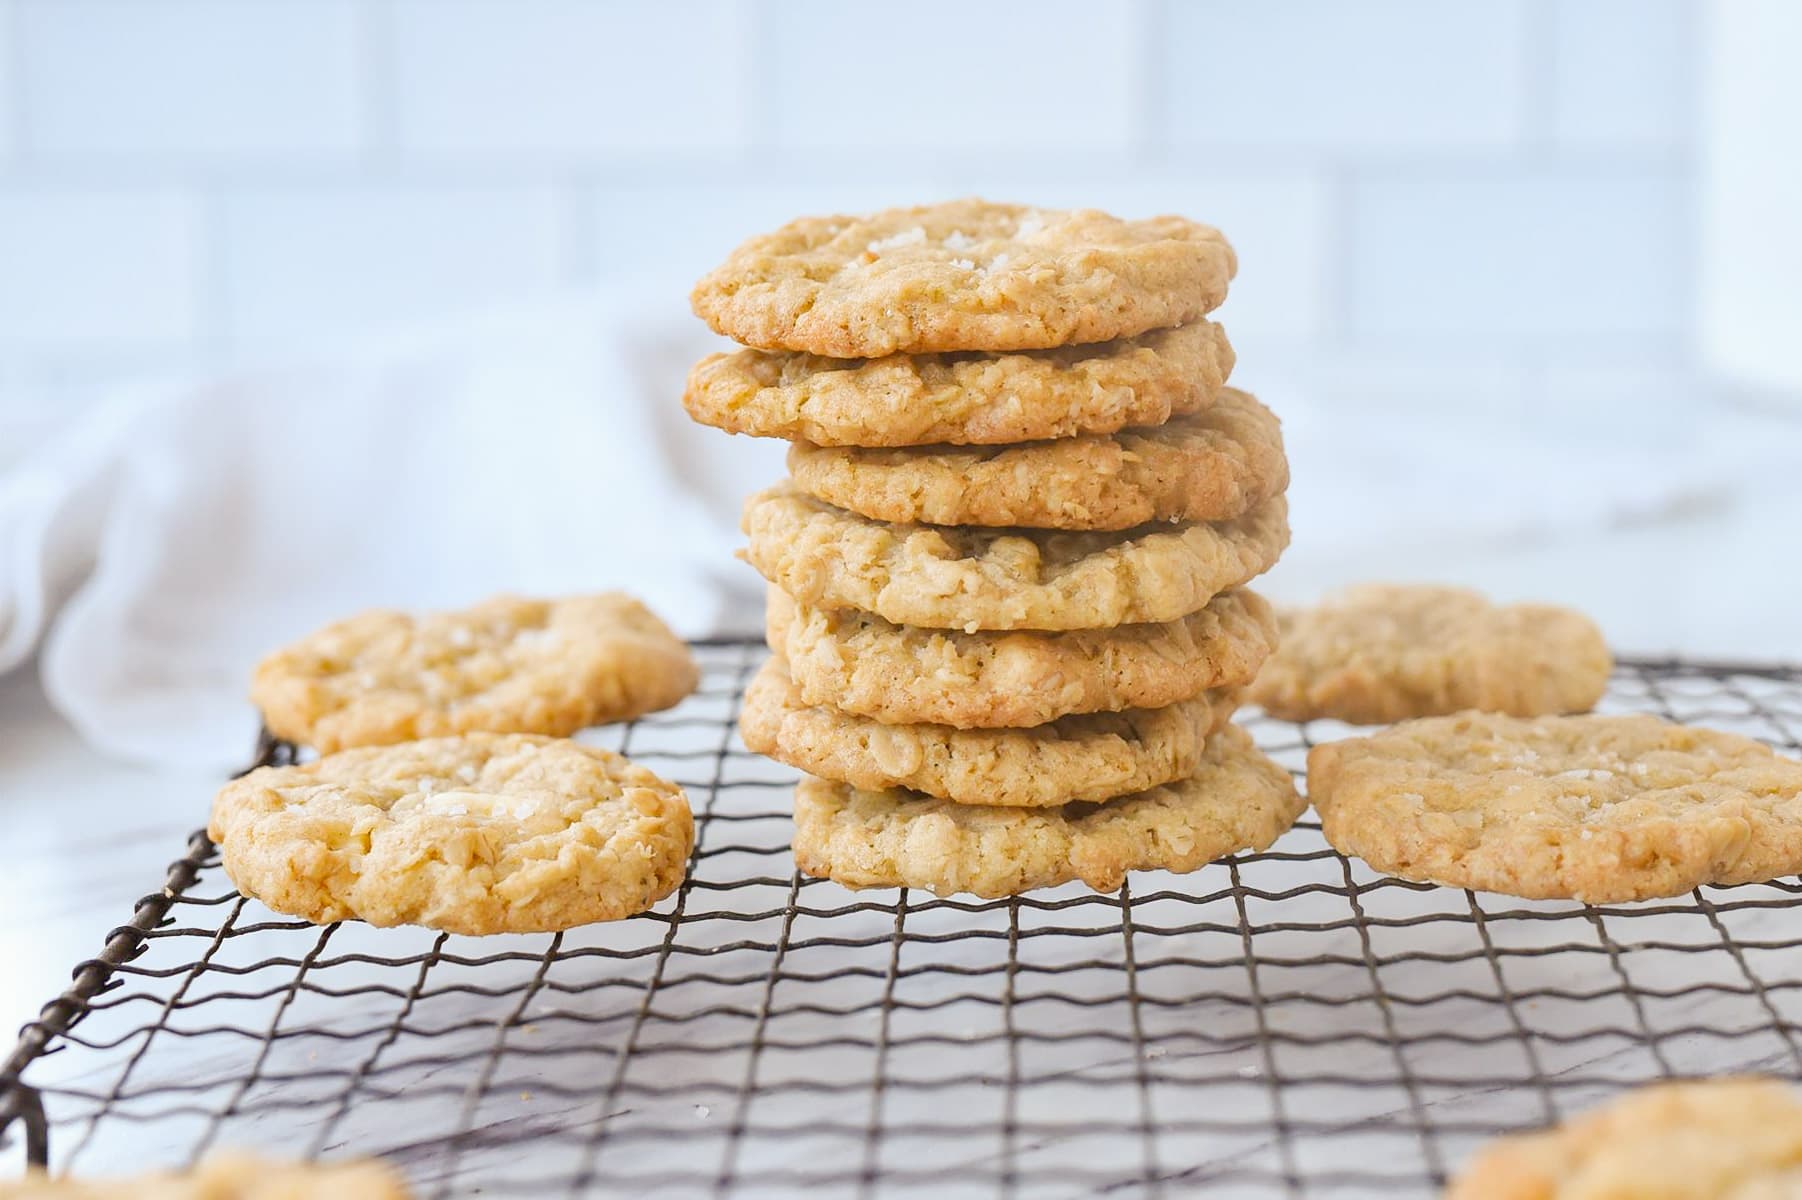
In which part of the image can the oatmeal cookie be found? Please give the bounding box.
[0,1153,411,1198]
[742,484,1288,632]
[1308,712,1802,902]
[692,198,1236,357]
[787,388,1285,530]
[1250,584,1610,724]
[209,733,693,933]
[251,593,699,753]
[1447,1078,1802,1199]
[791,725,1302,898]
[683,320,1233,447]
[740,655,1240,807]
[766,587,1278,728]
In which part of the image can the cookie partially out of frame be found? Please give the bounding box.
[742,484,1288,633]
[787,387,1286,531]
[209,733,693,934]
[683,320,1233,448]
[252,593,698,753]
[741,655,1241,807]
[1308,712,1802,902]
[766,587,1278,729]
[0,1153,411,1198]
[692,198,1236,357]
[1249,584,1610,725]
[1447,1078,1802,1199]
[792,725,1302,898]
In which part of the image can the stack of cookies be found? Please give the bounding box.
[684,199,1304,898]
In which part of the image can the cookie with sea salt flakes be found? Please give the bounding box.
[1249,584,1610,725]
[791,724,1303,898]
[740,654,1242,807]
[683,320,1234,448]
[1446,1078,1802,1199]
[691,198,1236,357]
[208,733,693,934]
[787,387,1286,530]
[1307,712,1802,902]
[742,483,1288,633]
[251,593,698,753]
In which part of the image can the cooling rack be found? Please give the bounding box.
[3,641,1802,1198]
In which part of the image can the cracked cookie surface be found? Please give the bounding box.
[743,484,1287,632]
[683,320,1233,447]
[766,587,1277,728]
[209,733,693,933]
[792,725,1302,898]
[1308,712,1802,902]
[1447,1078,1802,1200]
[788,388,1285,530]
[251,593,699,753]
[692,198,1235,357]
[1250,584,1610,725]
[741,655,1240,807]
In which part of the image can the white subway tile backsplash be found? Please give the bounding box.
[1163,0,1529,150]
[16,0,362,158]
[1348,171,1687,343]
[1550,0,1690,150]
[766,0,1135,152]
[0,189,200,349]
[390,0,747,157]
[217,186,568,344]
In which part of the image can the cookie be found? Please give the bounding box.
[1249,584,1610,725]
[1308,712,1802,902]
[0,1154,411,1198]
[767,586,1278,728]
[1447,1078,1802,1199]
[742,484,1288,633]
[792,724,1303,898]
[741,655,1241,807]
[209,733,693,933]
[691,198,1236,357]
[683,320,1233,448]
[252,593,699,753]
[787,388,1285,531]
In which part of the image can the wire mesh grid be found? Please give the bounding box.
[3,641,1802,1198]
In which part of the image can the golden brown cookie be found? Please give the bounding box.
[766,587,1278,728]
[209,733,693,934]
[741,655,1240,807]
[691,198,1236,357]
[792,724,1302,898]
[1308,712,1802,902]
[1249,584,1611,725]
[742,484,1288,633]
[1447,1078,1802,1199]
[252,593,699,753]
[786,388,1286,531]
[683,320,1233,447]
[0,1154,411,1198]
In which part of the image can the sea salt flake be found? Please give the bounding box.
[949,257,975,270]
[1015,212,1045,237]
[866,227,926,252]
[942,230,974,249]
[985,252,1011,272]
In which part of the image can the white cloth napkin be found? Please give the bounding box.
[0,291,783,769]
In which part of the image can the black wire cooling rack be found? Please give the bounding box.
[4,641,1802,1198]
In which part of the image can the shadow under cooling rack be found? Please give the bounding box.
[4,642,1802,1198]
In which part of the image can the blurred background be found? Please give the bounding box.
[1,0,1800,769]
